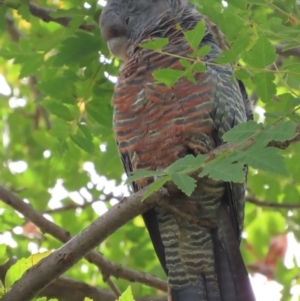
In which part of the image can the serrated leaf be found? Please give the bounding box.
[70,134,95,154]
[5,251,51,288]
[222,120,263,143]
[243,36,276,68]
[192,45,211,57]
[253,72,276,103]
[255,120,297,145]
[235,69,250,80]
[171,173,196,196]
[140,38,169,50]
[193,62,206,73]
[165,154,204,173]
[86,101,113,128]
[215,50,236,64]
[37,77,75,104]
[18,54,44,78]
[51,32,101,66]
[240,144,287,175]
[142,176,170,201]
[152,68,185,87]
[78,123,93,140]
[199,160,245,183]
[118,286,135,301]
[43,101,74,121]
[232,34,250,56]
[184,20,206,51]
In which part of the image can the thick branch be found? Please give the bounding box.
[0,259,166,301]
[247,196,300,209]
[0,186,168,301]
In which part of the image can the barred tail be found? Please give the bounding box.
[170,205,256,301]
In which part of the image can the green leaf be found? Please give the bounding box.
[199,159,245,183]
[78,123,93,140]
[14,53,44,78]
[51,32,101,66]
[243,36,276,68]
[37,77,75,104]
[171,173,196,196]
[253,72,276,103]
[192,45,211,57]
[235,69,250,80]
[140,38,169,50]
[193,62,206,73]
[184,20,206,51]
[255,120,297,145]
[117,286,135,301]
[152,68,185,87]
[49,118,71,139]
[165,154,204,173]
[43,101,74,121]
[222,121,263,143]
[142,176,170,201]
[70,134,95,155]
[5,251,51,288]
[215,50,237,64]
[0,244,8,265]
[86,101,113,128]
[180,59,191,68]
[240,144,287,176]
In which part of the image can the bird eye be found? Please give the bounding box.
[125,17,130,25]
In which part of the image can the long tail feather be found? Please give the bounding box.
[169,205,255,301]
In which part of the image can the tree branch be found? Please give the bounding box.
[5,1,300,63]
[1,1,95,31]
[247,195,300,209]
[1,124,300,300]
[0,186,168,301]
[0,259,166,301]
[0,186,168,297]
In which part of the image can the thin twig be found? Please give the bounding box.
[247,196,300,209]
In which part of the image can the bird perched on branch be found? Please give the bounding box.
[100,1,255,300]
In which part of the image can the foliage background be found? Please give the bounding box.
[0,0,300,300]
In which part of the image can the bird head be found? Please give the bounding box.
[99,0,195,60]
